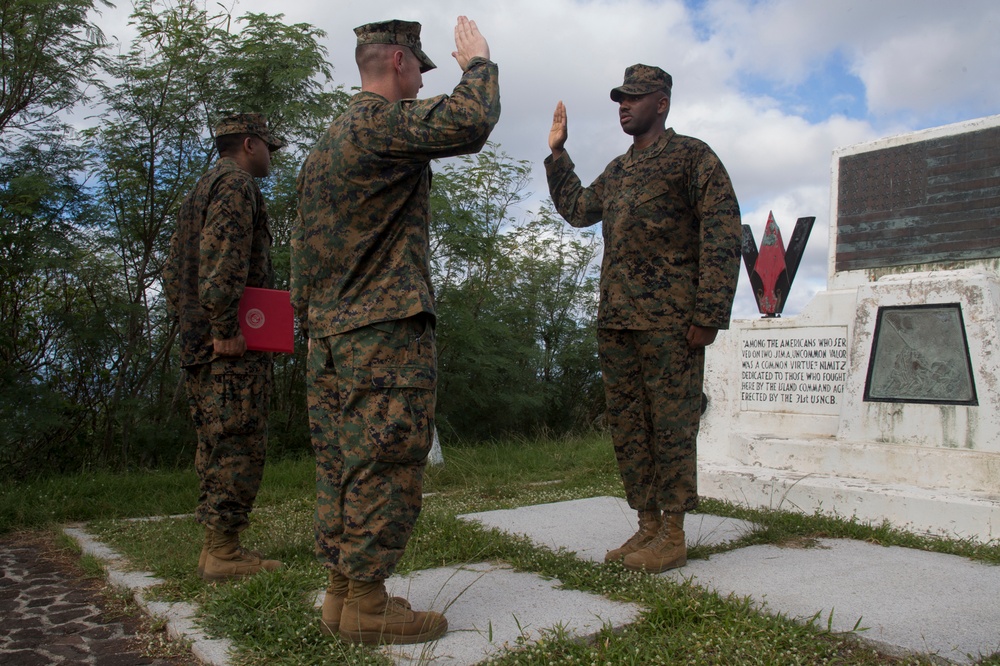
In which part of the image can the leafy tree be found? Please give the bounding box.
[0,135,109,477]
[0,0,114,476]
[0,0,111,135]
[218,12,346,155]
[430,147,603,439]
[508,210,604,431]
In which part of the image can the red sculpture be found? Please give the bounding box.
[741,212,815,317]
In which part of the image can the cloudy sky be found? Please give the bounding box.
[94,0,1000,318]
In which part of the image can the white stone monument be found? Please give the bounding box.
[700,114,1000,542]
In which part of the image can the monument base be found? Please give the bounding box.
[700,456,999,541]
[700,271,1000,543]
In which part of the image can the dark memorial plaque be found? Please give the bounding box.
[864,304,977,405]
[836,125,1000,272]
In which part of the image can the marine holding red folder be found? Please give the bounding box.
[163,112,287,582]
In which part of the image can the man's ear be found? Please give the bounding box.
[242,135,259,156]
[658,95,671,115]
[393,49,405,74]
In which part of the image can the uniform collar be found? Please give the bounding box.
[216,156,250,175]
[625,128,675,166]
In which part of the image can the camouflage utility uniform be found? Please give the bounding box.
[164,156,274,533]
[293,57,500,582]
[545,129,741,513]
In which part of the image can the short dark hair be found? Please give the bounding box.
[216,133,253,157]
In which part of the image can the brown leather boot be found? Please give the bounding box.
[321,572,412,636]
[201,528,283,582]
[605,510,661,563]
[339,579,447,645]
[623,512,687,573]
[197,529,211,577]
[320,570,350,636]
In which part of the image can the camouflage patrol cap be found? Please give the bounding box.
[214,113,285,150]
[610,64,673,102]
[354,19,437,73]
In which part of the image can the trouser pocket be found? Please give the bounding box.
[348,316,437,464]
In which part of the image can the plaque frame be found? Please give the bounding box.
[863,303,977,406]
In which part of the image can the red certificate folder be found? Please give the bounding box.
[238,287,294,353]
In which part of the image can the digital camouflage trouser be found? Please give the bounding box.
[185,353,272,533]
[308,314,436,582]
[597,328,705,514]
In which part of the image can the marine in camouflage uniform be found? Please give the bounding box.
[163,113,284,580]
[545,64,741,573]
[292,18,499,644]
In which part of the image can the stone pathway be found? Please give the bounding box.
[0,531,195,666]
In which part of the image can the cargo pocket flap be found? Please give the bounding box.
[359,365,436,390]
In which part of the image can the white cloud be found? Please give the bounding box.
[856,16,1000,118]
[702,0,1000,121]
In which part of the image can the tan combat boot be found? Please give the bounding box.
[197,527,212,577]
[339,579,447,645]
[201,528,283,582]
[623,511,687,573]
[320,570,350,636]
[605,510,661,563]
[321,571,412,636]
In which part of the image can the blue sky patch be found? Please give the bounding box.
[740,50,868,123]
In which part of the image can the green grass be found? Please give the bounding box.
[0,456,315,535]
[0,467,198,532]
[5,433,1000,664]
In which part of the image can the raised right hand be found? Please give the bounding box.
[549,101,567,156]
[452,16,489,71]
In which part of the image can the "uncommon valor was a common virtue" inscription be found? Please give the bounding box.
[740,327,849,415]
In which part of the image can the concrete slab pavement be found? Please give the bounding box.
[663,539,1000,665]
[460,496,1000,665]
[377,562,643,665]
[459,495,757,561]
